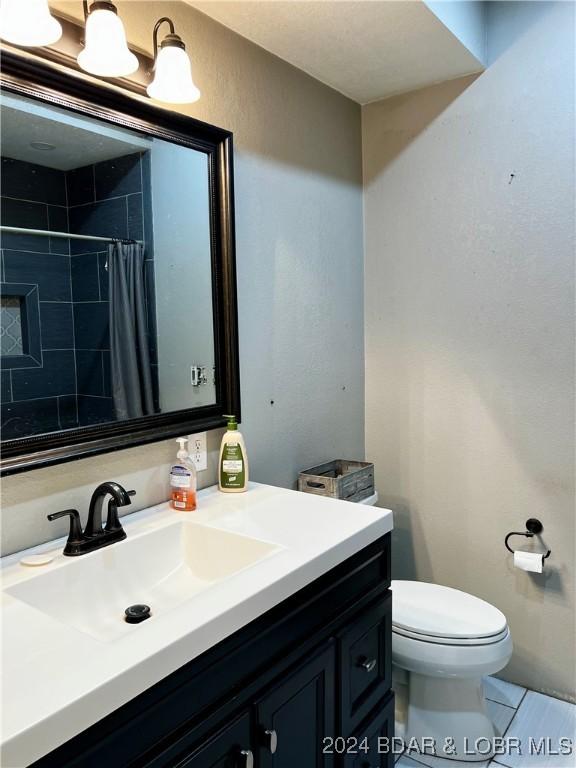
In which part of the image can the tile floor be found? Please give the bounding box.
[396,676,576,768]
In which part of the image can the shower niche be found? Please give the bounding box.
[0,56,238,474]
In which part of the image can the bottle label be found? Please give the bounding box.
[172,489,196,511]
[171,465,192,489]
[222,460,243,472]
[220,443,245,488]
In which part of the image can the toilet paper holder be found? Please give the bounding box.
[504,518,551,562]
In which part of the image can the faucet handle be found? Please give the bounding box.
[115,486,135,506]
[119,489,136,507]
[104,490,134,537]
[105,499,126,536]
[47,510,85,555]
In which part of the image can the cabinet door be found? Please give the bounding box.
[343,694,395,768]
[256,642,335,768]
[172,710,254,768]
[338,594,392,734]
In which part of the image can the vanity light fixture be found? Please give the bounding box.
[0,3,202,106]
[0,0,62,47]
[77,0,138,78]
[147,17,200,104]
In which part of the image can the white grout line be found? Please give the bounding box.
[2,246,71,257]
[9,393,75,403]
[1,194,68,208]
[68,190,140,208]
[68,253,78,410]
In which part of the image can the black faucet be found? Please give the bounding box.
[85,481,134,538]
[48,481,135,556]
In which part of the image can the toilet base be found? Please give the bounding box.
[406,672,497,762]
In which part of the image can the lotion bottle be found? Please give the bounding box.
[170,438,197,511]
[219,415,249,492]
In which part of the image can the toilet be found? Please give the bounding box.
[391,580,513,762]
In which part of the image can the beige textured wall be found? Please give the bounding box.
[363,1,575,700]
[1,1,365,554]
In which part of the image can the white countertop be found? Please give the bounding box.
[1,482,392,767]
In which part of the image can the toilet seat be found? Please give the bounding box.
[391,580,513,678]
[391,580,508,642]
[392,626,512,678]
[393,624,510,647]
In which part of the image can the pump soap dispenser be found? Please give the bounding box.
[218,415,249,493]
[170,438,197,511]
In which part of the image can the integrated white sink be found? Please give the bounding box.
[6,521,280,642]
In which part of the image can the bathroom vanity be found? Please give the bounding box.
[1,484,393,767]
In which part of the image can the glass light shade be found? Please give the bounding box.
[77,7,138,77]
[0,0,62,46]
[147,45,200,104]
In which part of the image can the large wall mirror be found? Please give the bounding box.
[0,54,239,475]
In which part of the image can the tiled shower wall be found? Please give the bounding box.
[0,152,156,440]
[1,157,77,438]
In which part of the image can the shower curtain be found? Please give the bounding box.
[108,242,155,420]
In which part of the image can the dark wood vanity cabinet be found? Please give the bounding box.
[168,711,253,768]
[255,643,336,768]
[343,696,395,768]
[32,534,392,768]
[339,597,393,735]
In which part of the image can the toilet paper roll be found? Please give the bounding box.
[514,550,543,573]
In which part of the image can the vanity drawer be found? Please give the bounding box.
[338,593,392,735]
[342,694,395,768]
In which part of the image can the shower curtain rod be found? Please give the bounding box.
[0,225,142,246]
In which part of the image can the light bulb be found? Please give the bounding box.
[0,0,62,47]
[78,3,138,78]
[147,43,200,104]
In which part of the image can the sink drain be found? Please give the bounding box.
[124,604,151,624]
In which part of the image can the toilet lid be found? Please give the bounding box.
[391,580,507,640]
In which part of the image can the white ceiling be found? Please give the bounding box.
[187,0,485,104]
[0,94,151,171]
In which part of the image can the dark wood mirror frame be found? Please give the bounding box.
[0,51,240,476]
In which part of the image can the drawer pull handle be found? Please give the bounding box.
[239,749,254,768]
[264,728,278,753]
[358,657,377,673]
